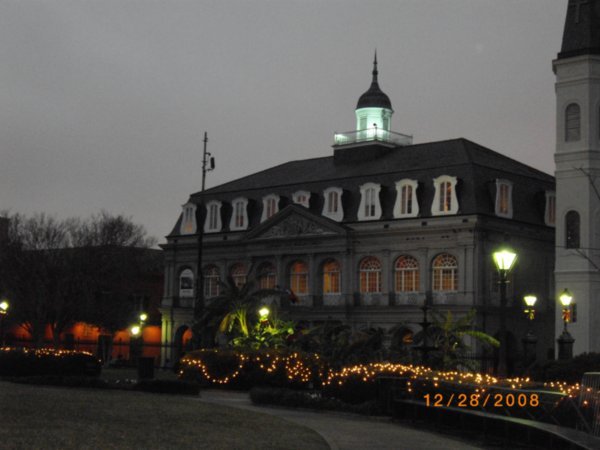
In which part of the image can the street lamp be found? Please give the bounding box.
[259,306,270,319]
[139,313,148,323]
[130,325,141,337]
[522,295,538,369]
[0,300,9,347]
[493,247,518,377]
[523,295,537,321]
[557,288,575,360]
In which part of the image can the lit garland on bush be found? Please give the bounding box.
[178,349,585,402]
[179,350,323,385]
[0,347,94,357]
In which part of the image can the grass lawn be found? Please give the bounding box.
[0,381,329,449]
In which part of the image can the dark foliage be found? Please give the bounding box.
[532,352,600,383]
[0,212,157,345]
[249,387,384,415]
[322,373,381,405]
[0,348,101,377]
[133,379,200,396]
[178,348,324,390]
[291,323,386,368]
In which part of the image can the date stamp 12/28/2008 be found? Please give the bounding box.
[423,393,540,408]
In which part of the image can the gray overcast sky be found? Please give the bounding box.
[0,0,567,242]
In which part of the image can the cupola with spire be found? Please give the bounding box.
[333,52,412,154]
[355,51,393,137]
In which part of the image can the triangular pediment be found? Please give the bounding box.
[246,204,347,240]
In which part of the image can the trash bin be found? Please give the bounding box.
[137,356,155,380]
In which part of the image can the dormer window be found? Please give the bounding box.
[180,202,197,235]
[358,183,382,220]
[261,194,280,222]
[545,191,556,227]
[322,187,343,222]
[292,190,311,208]
[230,197,248,231]
[495,179,513,218]
[432,175,458,216]
[394,179,419,218]
[204,200,222,233]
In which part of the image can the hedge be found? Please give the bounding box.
[178,348,325,390]
[532,352,600,383]
[250,386,384,415]
[0,347,101,377]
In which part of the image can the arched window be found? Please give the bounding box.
[257,262,276,289]
[566,103,581,142]
[290,261,308,294]
[203,266,220,298]
[566,210,581,249]
[359,257,381,293]
[432,253,458,292]
[230,263,247,288]
[323,260,341,294]
[394,256,420,292]
[179,268,194,297]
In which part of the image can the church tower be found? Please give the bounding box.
[554,0,600,355]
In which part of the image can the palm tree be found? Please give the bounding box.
[193,276,283,346]
[414,309,499,371]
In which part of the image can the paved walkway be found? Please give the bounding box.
[199,390,483,450]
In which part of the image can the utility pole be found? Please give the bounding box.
[194,131,215,347]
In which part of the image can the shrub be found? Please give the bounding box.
[133,379,200,396]
[0,348,101,377]
[532,352,600,383]
[178,348,325,390]
[322,373,379,404]
[249,387,384,415]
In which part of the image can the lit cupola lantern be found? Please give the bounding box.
[355,51,394,140]
[333,52,412,150]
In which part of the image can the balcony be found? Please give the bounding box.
[333,129,413,147]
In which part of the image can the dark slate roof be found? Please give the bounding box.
[356,55,392,110]
[558,0,600,59]
[166,138,554,237]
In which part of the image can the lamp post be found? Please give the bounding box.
[522,295,538,368]
[0,300,9,347]
[557,288,575,360]
[258,306,270,322]
[493,248,518,377]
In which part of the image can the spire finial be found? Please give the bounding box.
[372,50,378,83]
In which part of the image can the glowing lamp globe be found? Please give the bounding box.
[0,300,8,314]
[259,307,270,319]
[493,249,517,272]
[130,325,141,336]
[139,313,148,322]
[524,295,537,308]
[559,289,573,307]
